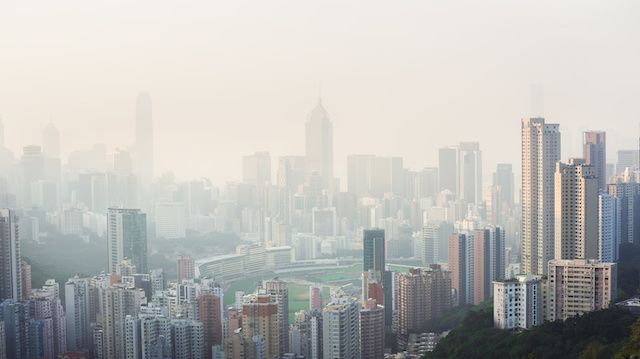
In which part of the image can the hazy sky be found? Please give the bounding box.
[1,0,639,185]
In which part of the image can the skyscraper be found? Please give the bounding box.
[458,142,483,205]
[243,151,272,186]
[135,92,154,186]
[0,209,21,302]
[30,281,67,357]
[305,98,333,189]
[347,154,374,196]
[42,122,60,159]
[438,146,458,196]
[65,276,92,351]
[583,131,607,192]
[493,275,543,330]
[607,182,640,244]
[359,299,384,359]
[97,284,142,359]
[521,117,561,275]
[554,159,599,260]
[265,278,289,354]
[322,294,360,359]
[107,208,148,275]
[493,163,514,208]
[363,229,385,275]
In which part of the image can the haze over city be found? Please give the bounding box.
[2,0,640,184]
[3,2,640,359]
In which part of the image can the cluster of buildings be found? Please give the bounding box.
[1,91,640,358]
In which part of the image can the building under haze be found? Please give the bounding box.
[107,208,148,275]
[134,92,154,187]
[305,98,333,189]
[0,209,21,302]
[521,118,561,275]
[583,131,606,192]
[322,294,360,359]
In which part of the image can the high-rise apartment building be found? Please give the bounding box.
[449,233,473,306]
[554,159,599,260]
[396,266,452,343]
[265,278,289,354]
[583,131,607,192]
[198,291,222,359]
[493,275,543,330]
[599,193,621,262]
[107,208,148,275]
[172,319,204,359]
[0,299,29,359]
[493,163,514,208]
[359,299,384,359]
[309,286,322,310]
[473,227,505,304]
[96,283,143,359]
[65,276,92,351]
[242,293,280,359]
[30,281,66,358]
[322,295,360,359]
[547,259,616,321]
[607,182,640,244]
[305,98,333,189]
[0,208,21,302]
[521,117,561,275]
[176,255,195,283]
[155,202,186,239]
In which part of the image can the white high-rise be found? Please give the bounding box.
[305,98,333,189]
[458,142,483,205]
[493,275,543,330]
[554,159,599,260]
[521,118,561,275]
[322,294,360,359]
[65,276,92,351]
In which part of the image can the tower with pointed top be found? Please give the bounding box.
[305,98,333,189]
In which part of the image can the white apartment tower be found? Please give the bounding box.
[554,159,599,260]
[521,118,561,275]
[493,275,543,330]
[322,295,360,359]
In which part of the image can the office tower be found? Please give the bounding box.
[599,193,621,262]
[309,286,322,310]
[547,259,617,321]
[65,276,91,351]
[419,224,438,266]
[521,118,561,275]
[135,92,154,186]
[107,208,148,275]
[276,155,306,190]
[0,209,21,302]
[30,283,67,357]
[42,122,60,159]
[97,284,142,359]
[20,145,45,207]
[616,149,639,174]
[242,293,280,359]
[172,319,204,359]
[176,255,195,283]
[360,299,384,359]
[265,279,289,354]
[416,167,439,199]
[0,299,29,359]
[493,163,514,208]
[311,207,337,236]
[113,149,133,176]
[493,275,543,330]
[155,202,186,239]
[449,233,473,306]
[369,156,404,196]
[554,159,599,260]
[305,98,333,189]
[439,146,458,196]
[458,142,483,204]
[322,295,360,359]
[607,182,640,244]
[363,229,385,274]
[583,131,607,192]
[20,261,31,300]
[243,151,271,186]
[198,292,222,359]
[396,266,452,343]
[347,155,374,196]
